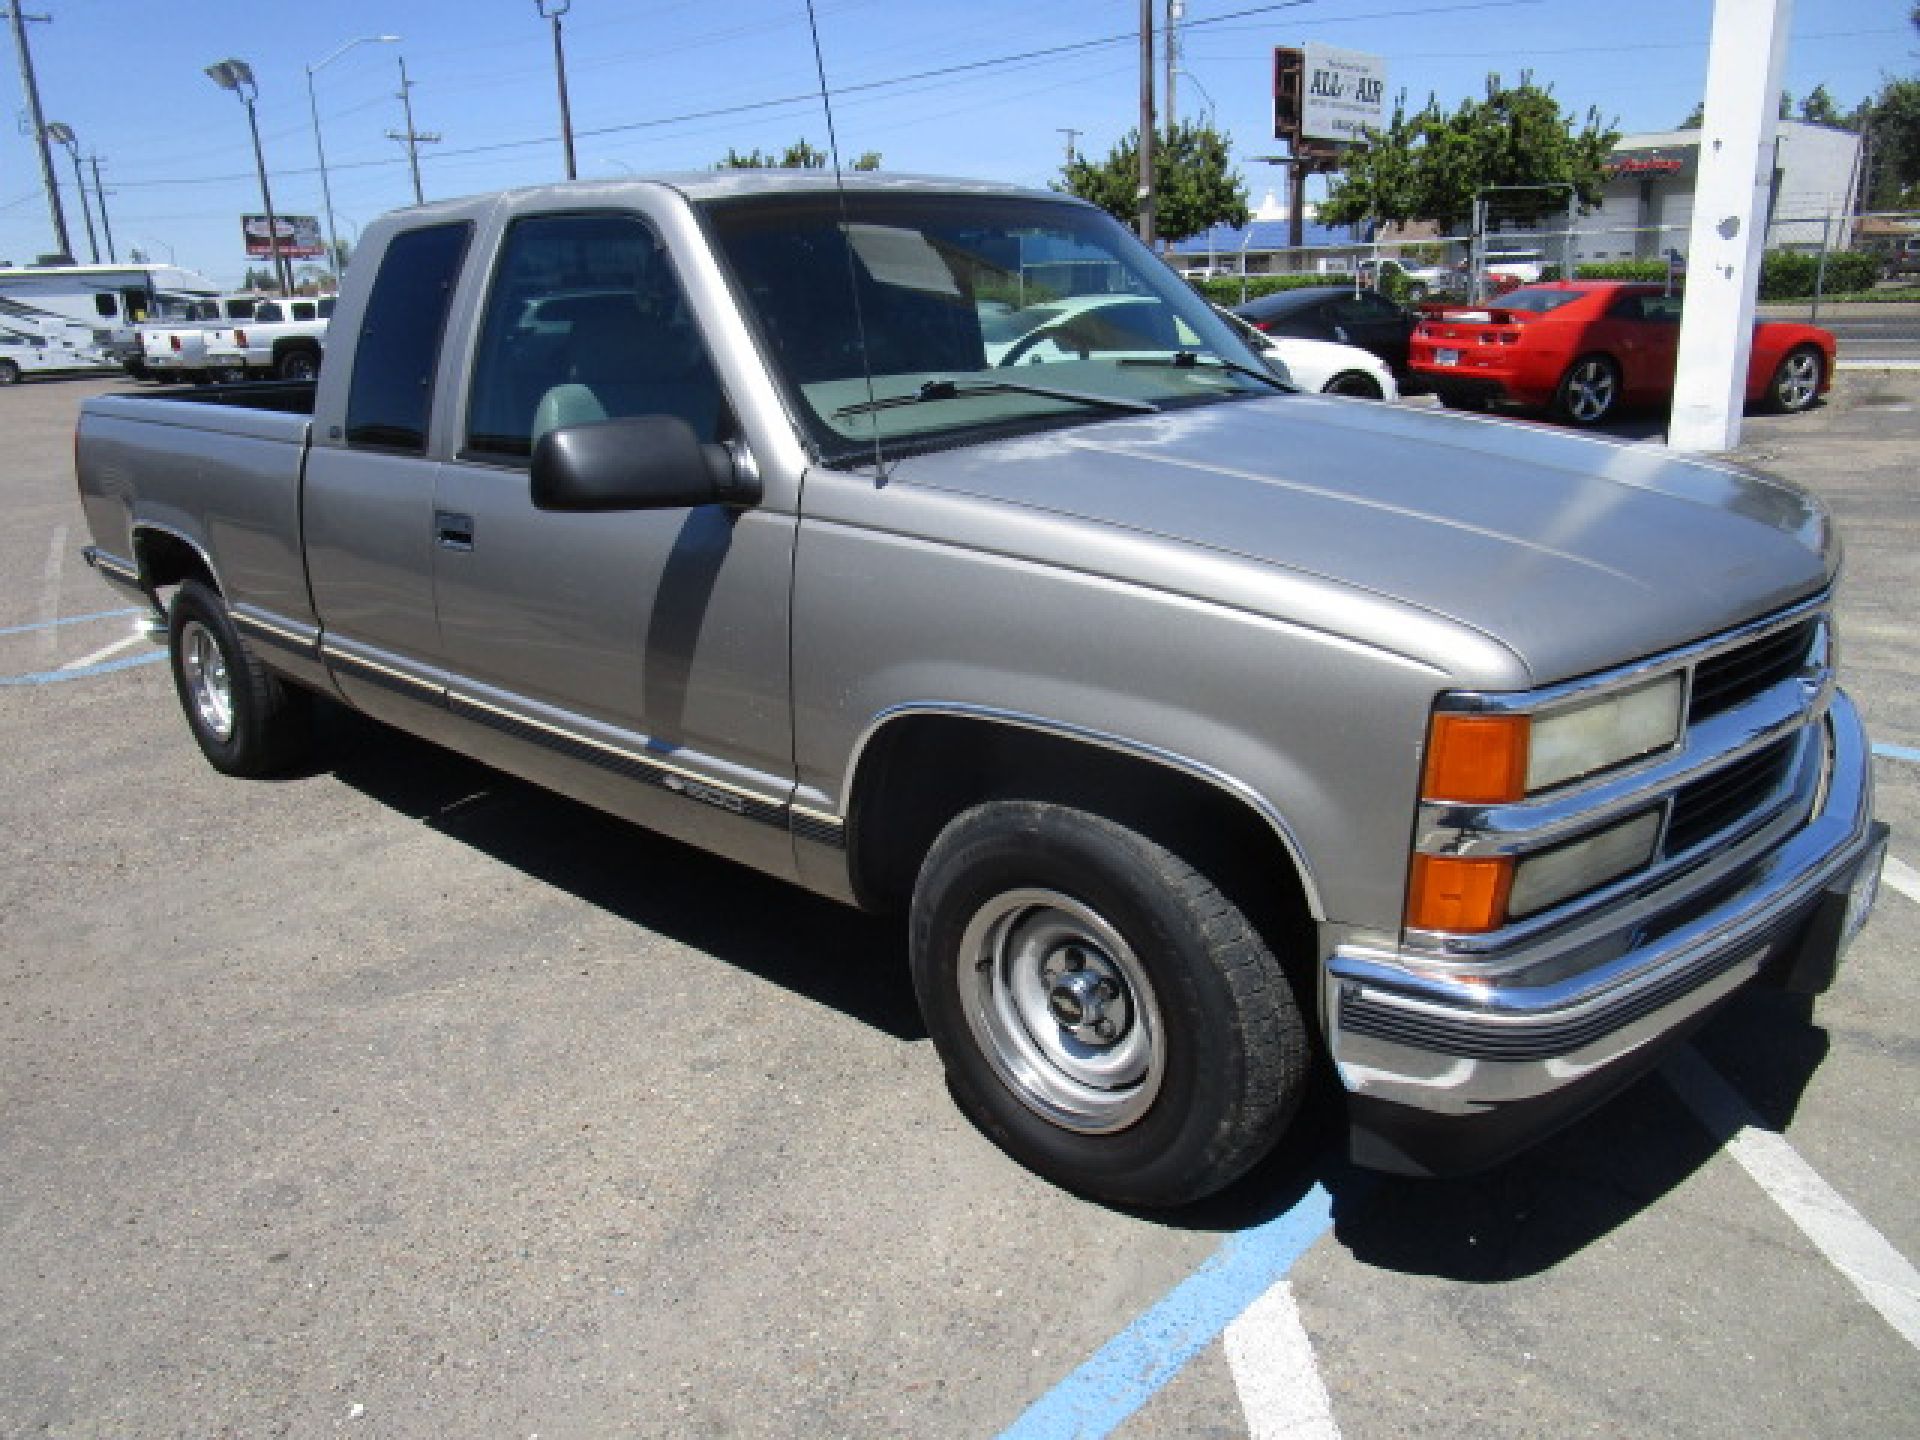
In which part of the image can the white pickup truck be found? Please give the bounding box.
[203,296,333,382]
[134,295,263,383]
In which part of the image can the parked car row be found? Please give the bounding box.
[128,295,332,385]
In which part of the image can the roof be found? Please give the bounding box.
[389,171,1070,220]
[1169,217,1368,257]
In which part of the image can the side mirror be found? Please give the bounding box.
[531,415,760,512]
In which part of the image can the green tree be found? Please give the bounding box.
[1056,121,1249,243]
[1799,85,1844,127]
[715,139,879,170]
[1863,78,1920,208]
[1319,75,1617,234]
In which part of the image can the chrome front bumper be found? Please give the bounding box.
[1328,690,1882,1175]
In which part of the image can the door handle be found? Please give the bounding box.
[435,511,475,551]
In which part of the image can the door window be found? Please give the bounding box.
[345,221,472,452]
[464,213,724,462]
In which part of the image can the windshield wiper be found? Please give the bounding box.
[832,377,1158,420]
[1117,350,1295,392]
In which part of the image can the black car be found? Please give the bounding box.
[1231,286,1419,386]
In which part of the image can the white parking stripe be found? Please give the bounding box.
[60,631,146,672]
[40,524,66,656]
[1664,1046,1920,1352]
[1224,1280,1342,1440]
[1880,856,1920,908]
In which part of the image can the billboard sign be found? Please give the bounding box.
[1299,43,1386,144]
[241,214,325,260]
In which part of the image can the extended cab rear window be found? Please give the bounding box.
[345,222,472,452]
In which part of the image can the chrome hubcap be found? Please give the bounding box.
[1567,362,1615,421]
[180,620,234,742]
[958,888,1161,1134]
[1780,354,1818,408]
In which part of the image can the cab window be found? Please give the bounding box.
[345,221,472,452]
[464,212,725,462]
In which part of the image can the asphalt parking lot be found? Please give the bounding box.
[3,371,1916,1438]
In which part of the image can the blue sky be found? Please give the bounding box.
[2,0,1912,286]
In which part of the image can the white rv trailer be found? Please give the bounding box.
[0,262,222,366]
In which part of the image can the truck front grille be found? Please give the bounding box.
[1663,735,1798,857]
[1689,620,1816,723]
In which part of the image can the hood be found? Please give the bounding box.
[887,396,1833,685]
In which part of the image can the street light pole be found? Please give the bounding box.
[307,33,401,288]
[535,0,577,180]
[206,58,294,297]
[44,122,97,263]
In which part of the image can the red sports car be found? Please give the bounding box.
[1408,281,1835,426]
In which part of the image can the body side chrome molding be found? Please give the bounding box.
[838,701,1324,919]
[232,606,321,658]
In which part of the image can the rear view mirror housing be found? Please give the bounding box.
[531,416,760,511]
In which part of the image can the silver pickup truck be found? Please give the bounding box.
[76,174,1887,1206]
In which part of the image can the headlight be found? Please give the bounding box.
[1508,810,1662,918]
[1527,674,1684,792]
[1422,673,1684,803]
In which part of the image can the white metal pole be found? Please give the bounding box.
[1668,0,1794,453]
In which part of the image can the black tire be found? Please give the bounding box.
[1323,370,1384,399]
[167,580,311,777]
[0,358,21,386]
[1552,354,1620,426]
[277,348,320,381]
[909,801,1310,1208]
[1767,344,1823,414]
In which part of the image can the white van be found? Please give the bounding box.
[0,262,222,367]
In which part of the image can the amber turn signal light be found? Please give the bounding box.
[1422,713,1528,804]
[1407,854,1513,933]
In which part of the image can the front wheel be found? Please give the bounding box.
[168,581,311,777]
[1553,354,1620,426]
[1768,345,1823,413]
[909,801,1310,1207]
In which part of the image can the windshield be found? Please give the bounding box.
[701,191,1279,463]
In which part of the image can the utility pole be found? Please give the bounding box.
[1164,0,1182,136]
[88,154,115,263]
[1137,0,1155,248]
[386,56,441,205]
[1058,127,1081,168]
[5,5,71,260]
[536,0,577,181]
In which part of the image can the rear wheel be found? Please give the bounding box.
[0,358,20,386]
[1323,370,1385,399]
[1553,354,1620,426]
[909,801,1310,1208]
[1767,345,1823,413]
[167,581,311,777]
[277,348,320,382]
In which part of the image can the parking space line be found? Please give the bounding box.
[1663,1046,1920,1352]
[1880,856,1920,908]
[39,524,66,652]
[60,631,147,671]
[1873,742,1920,764]
[996,1183,1336,1440]
[1223,1280,1341,1440]
[0,650,166,687]
[0,607,140,638]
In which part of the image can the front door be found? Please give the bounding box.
[432,210,797,875]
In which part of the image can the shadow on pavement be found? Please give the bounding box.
[316,703,926,1043]
[311,705,1835,1270]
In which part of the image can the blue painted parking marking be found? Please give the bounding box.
[997,1182,1338,1440]
[0,607,140,638]
[0,651,167,687]
[1873,743,1920,764]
